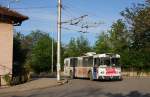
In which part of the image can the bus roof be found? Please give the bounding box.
[64,53,120,60]
[94,53,120,58]
[64,57,77,60]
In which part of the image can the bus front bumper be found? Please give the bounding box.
[98,76,122,80]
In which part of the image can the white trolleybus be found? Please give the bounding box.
[64,52,122,80]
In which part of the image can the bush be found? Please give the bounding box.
[2,73,12,86]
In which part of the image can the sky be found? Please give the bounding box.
[0,0,145,45]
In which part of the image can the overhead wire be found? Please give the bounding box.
[62,27,89,33]
[63,0,100,18]
[61,0,103,34]
[1,0,102,34]
[12,6,56,10]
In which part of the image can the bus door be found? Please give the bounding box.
[93,58,99,79]
[70,58,77,78]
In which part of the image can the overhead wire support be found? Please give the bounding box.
[61,15,88,25]
[61,0,104,34]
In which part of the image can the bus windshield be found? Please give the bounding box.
[94,57,120,66]
[104,58,120,66]
[111,58,120,66]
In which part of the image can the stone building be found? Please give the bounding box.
[0,6,28,86]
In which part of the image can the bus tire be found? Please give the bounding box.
[70,71,74,79]
[88,71,93,81]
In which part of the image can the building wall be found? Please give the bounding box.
[0,22,13,86]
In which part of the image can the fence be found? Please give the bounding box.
[122,67,150,78]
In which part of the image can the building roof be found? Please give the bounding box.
[0,6,28,26]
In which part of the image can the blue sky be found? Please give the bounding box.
[0,0,145,45]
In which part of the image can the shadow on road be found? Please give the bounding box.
[105,91,150,97]
[3,79,150,97]
[10,90,150,97]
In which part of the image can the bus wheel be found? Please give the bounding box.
[88,71,93,81]
[70,71,74,79]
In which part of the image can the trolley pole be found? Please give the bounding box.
[57,0,62,81]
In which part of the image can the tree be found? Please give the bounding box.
[94,20,131,68]
[109,19,129,53]
[121,1,150,70]
[108,20,133,68]
[95,32,111,53]
[29,35,53,73]
[13,33,26,67]
[13,32,28,84]
[21,30,49,54]
[76,36,92,54]
[21,30,57,73]
[64,35,92,58]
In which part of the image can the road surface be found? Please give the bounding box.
[1,78,150,97]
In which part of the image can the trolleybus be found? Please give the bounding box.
[63,52,122,80]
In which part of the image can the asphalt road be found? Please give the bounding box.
[1,78,150,97]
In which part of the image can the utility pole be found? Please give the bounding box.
[57,0,62,81]
[51,32,54,73]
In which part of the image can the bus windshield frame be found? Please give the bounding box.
[94,57,120,67]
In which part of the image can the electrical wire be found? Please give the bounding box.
[12,6,56,10]
[63,0,98,17]
[62,27,89,33]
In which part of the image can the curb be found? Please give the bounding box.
[0,79,69,95]
[57,79,69,85]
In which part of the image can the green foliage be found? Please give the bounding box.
[13,32,31,85]
[13,33,26,66]
[13,30,57,80]
[12,1,150,75]
[13,33,27,77]
[64,35,92,58]
[2,73,12,86]
[95,19,131,69]
[109,19,129,52]
[121,1,150,70]
[95,32,111,53]
[29,35,53,73]
[95,1,150,71]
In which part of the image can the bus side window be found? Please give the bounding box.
[94,58,96,66]
[73,58,77,67]
[88,56,93,67]
[70,58,77,67]
[94,58,97,67]
[83,57,88,67]
[78,59,82,67]
[70,59,73,67]
[100,58,102,65]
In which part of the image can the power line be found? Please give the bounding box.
[61,15,88,24]
[62,4,78,18]
[61,0,104,34]
[63,0,99,18]
[62,27,89,33]
[12,6,56,10]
